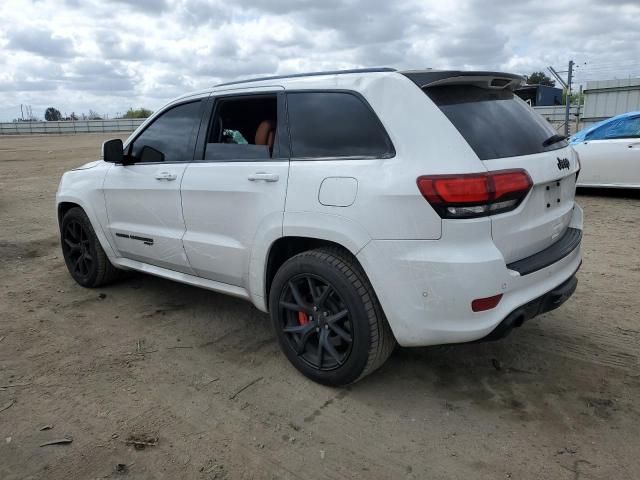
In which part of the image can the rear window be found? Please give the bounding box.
[287,91,394,159]
[425,85,568,160]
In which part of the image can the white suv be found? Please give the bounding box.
[56,68,583,385]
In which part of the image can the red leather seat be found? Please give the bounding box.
[255,120,276,154]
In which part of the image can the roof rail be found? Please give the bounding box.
[214,67,397,87]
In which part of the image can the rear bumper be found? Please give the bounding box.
[481,273,578,341]
[357,204,583,347]
[507,227,582,275]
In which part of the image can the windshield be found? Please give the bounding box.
[424,85,568,160]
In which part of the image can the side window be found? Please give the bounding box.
[586,122,614,141]
[604,116,640,139]
[128,101,202,163]
[286,91,394,159]
[586,117,640,141]
[204,95,278,161]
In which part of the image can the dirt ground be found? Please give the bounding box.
[0,133,639,480]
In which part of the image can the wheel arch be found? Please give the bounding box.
[261,236,370,312]
[57,201,82,227]
[248,212,373,312]
[56,195,118,261]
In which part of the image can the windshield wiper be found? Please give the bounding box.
[542,134,567,148]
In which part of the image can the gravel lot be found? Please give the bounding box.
[1,133,639,480]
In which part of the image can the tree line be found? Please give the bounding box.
[41,107,153,121]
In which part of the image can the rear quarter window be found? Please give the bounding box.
[425,85,568,160]
[286,91,394,159]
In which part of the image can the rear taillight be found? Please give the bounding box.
[416,169,532,219]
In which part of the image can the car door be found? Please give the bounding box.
[180,89,289,289]
[576,115,640,186]
[103,99,205,273]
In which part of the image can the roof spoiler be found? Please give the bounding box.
[400,70,525,91]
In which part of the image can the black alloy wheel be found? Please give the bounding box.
[60,207,120,288]
[269,247,396,386]
[62,219,95,282]
[279,274,354,371]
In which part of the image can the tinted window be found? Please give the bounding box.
[588,116,640,140]
[129,101,202,163]
[205,95,278,161]
[287,92,394,158]
[425,85,567,160]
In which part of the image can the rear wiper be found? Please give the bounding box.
[542,134,567,147]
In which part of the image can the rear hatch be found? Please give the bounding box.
[406,71,579,264]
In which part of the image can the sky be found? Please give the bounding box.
[1,0,639,121]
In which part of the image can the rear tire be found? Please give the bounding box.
[60,207,120,288]
[269,247,395,386]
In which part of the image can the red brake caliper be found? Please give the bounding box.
[298,311,309,326]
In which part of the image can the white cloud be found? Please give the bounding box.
[6,27,77,58]
[0,0,638,120]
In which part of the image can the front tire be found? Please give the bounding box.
[269,247,395,386]
[60,207,120,288]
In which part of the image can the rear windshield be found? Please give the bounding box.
[425,85,568,160]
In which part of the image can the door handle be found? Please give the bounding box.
[248,172,279,182]
[155,172,177,181]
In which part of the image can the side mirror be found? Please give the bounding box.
[102,139,123,163]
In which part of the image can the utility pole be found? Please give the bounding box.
[564,60,574,137]
[575,84,583,133]
[548,59,574,136]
